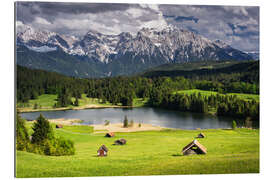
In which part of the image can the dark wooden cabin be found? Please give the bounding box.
[105,132,115,137]
[182,140,207,155]
[56,124,63,128]
[97,145,108,157]
[114,138,127,145]
[197,133,206,138]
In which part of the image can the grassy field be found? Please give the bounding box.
[16,123,259,178]
[17,94,149,112]
[175,89,259,101]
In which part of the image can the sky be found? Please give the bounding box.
[15,2,259,52]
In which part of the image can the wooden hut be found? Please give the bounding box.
[97,145,108,157]
[182,140,207,155]
[114,138,127,145]
[197,132,206,138]
[56,124,63,128]
[105,132,115,137]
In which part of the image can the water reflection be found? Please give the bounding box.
[20,107,233,129]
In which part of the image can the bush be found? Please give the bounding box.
[16,113,30,151]
[232,120,237,130]
[19,113,76,156]
[43,137,75,156]
[129,120,134,127]
[104,120,110,126]
[123,115,128,128]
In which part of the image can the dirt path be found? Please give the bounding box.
[92,123,164,133]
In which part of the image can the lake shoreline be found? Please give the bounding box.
[45,119,167,132]
[17,104,136,113]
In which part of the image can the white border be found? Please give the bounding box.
[1,0,269,180]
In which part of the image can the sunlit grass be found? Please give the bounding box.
[16,124,259,177]
[175,89,259,101]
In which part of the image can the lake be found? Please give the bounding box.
[20,107,234,129]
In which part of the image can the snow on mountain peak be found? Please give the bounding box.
[16,24,251,63]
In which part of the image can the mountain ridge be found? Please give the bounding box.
[16,24,254,77]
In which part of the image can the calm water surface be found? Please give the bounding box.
[21,107,233,129]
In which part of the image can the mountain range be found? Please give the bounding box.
[16,24,254,78]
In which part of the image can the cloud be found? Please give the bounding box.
[164,15,199,23]
[15,2,169,37]
[34,17,51,25]
[15,2,259,52]
[159,5,259,51]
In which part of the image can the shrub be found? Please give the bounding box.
[129,120,134,127]
[28,113,75,156]
[123,115,128,128]
[16,113,30,151]
[232,120,237,130]
[33,103,38,109]
[104,120,110,126]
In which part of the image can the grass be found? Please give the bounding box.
[16,123,259,177]
[17,94,149,112]
[175,89,259,101]
[59,125,94,134]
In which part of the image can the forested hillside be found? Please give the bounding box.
[17,60,259,123]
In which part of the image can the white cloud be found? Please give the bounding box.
[126,8,144,18]
[139,12,167,30]
[34,17,51,25]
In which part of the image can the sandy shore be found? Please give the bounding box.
[48,118,83,125]
[92,123,164,133]
[30,117,165,132]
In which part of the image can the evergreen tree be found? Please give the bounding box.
[123,115,129,128]
[56,87,72,107]
[31,114,54,144]
[16,112,29,150]
[74,97,79,106]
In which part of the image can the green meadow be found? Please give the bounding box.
[17,90,258,113]
[16,123,259,178]
[175,89,259,101]
[17,94,149,112]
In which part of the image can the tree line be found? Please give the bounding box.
[17,65,259,122]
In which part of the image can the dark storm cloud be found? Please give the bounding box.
[15,2,259,52]
[164,15,199,23]
[159,4,259,52]
[17,2,131,15]
[16,2,131,23]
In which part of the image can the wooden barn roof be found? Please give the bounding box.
[98,145,108,152]
[106,132,115,137]
[182,140,207,154]
[198,132,205,137]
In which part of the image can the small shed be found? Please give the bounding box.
[197,132,206,138]
[114,138,127,145]
[97,145,108,157]
[105,132,115,137]
[56,124,63,128]
[182,140,207,155]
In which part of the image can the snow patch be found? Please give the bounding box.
[26,45,57,53]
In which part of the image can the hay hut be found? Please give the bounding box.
[197,132,206,138]
[97,145,108,157]
[56,124,63,128]
[114,138,127,145]
[105,132,115,137]
[182,140,207,155]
